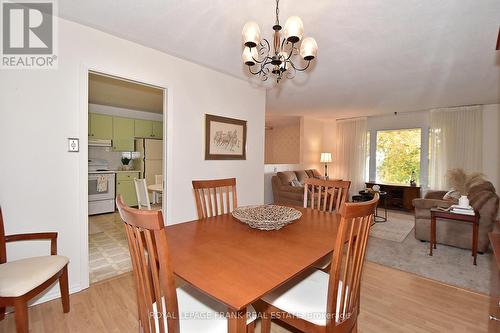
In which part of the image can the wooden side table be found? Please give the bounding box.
[430,208,480,265]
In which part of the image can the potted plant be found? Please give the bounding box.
[446,168,485,207]
[121,156,132,171]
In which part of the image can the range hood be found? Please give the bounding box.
[88,138,112,147]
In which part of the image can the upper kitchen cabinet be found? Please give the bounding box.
[113,117,134,151]
[89,113,112,139]
[134,119,163,138]
[134,119,152,138]
[152,121,163,138]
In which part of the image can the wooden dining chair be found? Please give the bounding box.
[303,178,351,213]
[304,178,351,269]
[116,195,256,333]
[0,207,70,333]
[134,178,152,210]
[192,178,237,219]
[259,194,379,333]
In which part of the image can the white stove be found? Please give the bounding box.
[88,159,116,215]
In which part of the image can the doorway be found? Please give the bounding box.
[86,71,166,284]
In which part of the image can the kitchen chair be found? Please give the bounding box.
[153,175,164,204]
[0,207,70,333]
[304,179,351,269]
[115,196,256,333]
[192,178,237,219]
[259,194,379,333]
[134,178,151,210]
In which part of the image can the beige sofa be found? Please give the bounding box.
[271,169,322,206]
[413,181,499,252]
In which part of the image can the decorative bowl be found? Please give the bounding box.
[232,205,302,231]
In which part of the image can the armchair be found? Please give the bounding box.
[0,208,70,333]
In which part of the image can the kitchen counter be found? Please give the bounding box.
[114,170,141,173]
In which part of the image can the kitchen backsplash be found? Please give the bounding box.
[89,146,131,170]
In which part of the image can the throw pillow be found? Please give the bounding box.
[443,189,461,201]
[290,179,302,187]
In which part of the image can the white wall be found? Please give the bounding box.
[0,18,265,305]
[482,105,500,193]
[300,117,324,171]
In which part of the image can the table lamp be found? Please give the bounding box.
[320,152,332,178]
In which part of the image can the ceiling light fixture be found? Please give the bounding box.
[241,0,318,83]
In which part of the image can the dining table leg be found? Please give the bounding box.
[227,309,247,333]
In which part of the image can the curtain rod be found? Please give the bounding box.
[335,103,484,122]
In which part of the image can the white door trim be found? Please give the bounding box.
[78,64,173,291]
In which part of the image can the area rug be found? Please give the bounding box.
[366,210,491,294]
[369,211,414,242]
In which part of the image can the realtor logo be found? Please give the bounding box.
[1,1,57,68]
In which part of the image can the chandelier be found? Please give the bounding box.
[241,0,318,83]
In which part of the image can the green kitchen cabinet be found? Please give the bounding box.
[89,113,113,139]
[116,171,141,207]
[116,180,137,207]
[113,117,134,151]
[152,121,163,138]
[134,119,152,138]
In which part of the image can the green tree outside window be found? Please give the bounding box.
[376,129,421,185]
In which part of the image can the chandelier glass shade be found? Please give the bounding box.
[241,0,318,83]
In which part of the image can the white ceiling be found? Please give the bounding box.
[59,0,500,119]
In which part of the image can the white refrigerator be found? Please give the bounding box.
[134,138,163,189]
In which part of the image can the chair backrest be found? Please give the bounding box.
[134,178,151,210]
[116,195,179,333]
[326,194,378,332]
[192,178,237,219]
[0,207,6,264]
[155,174,163,185]
[303,178,351,213]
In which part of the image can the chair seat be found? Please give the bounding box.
[0,255,69,297]
[153,284,257,333]
[262,268,347,326]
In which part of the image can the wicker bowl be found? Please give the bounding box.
[232,205,302,231]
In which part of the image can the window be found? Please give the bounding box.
[375,128,421,185]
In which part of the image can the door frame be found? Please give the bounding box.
[79,64,172,290]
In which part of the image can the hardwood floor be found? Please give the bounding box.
[0,262,489,332]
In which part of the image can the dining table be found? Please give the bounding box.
[166,206,341,333]
[147,183,163,204]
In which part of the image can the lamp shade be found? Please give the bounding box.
[320,152,332,163]
[300,37,318,61]
[284,16,304,43]
[242,21,261,48]
[242,47,258,66]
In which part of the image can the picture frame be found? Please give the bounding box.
[205,114,247,160]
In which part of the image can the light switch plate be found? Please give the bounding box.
[68,138,79,152]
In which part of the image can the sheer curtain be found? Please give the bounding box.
[429,106,483,189]
[333,117,368,193]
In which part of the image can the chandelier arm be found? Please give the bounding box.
[280,40,297,61]
[248,66,263,75]
[290,60,312,72]
[251,39,272,64]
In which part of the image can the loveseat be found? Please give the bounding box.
[413,181,499,252]
[271,169,322,206]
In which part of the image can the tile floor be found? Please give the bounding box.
[88,205,162,283]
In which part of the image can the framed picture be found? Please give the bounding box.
[205,114,247,160]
